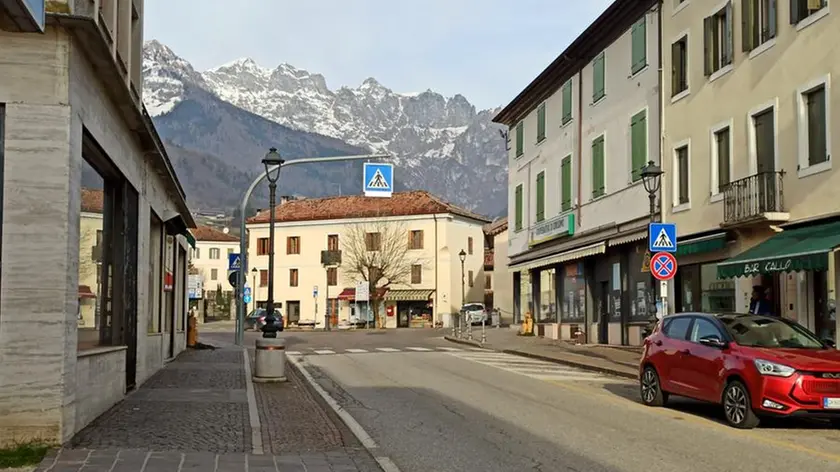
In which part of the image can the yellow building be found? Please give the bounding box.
[245,191,490,328]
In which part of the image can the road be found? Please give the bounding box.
[204,329,840,472]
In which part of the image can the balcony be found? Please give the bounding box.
[721,171,789,228]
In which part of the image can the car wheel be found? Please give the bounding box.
[723,380,760,429]
[640,366,668,407]
[829,418,840,429]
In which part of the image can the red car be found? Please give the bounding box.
[639,312,840,429]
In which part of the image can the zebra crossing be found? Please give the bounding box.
[285,346,490,356]
[446,350,610,382]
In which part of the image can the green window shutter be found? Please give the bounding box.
[561,81,572,124]
[742,0,753,52]
[561,155,572,211]
[535,171,545,222]
[593,53,605,102]
[703,16,713,76]
[515,121,524,157]
[631,18,646,74]
[630,110,647,181]
[537,104,546,142]
[515,184,523,231]
[592,137,605,198]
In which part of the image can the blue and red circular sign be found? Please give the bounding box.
[651,252,678,281]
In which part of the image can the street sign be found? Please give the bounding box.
[649,223,677,253]
[188,274,204,299]
[355,281,370,302]
[243,287,252,304]
[651,252,678,281]
[228,253,241,270]
[228,270,238,288]
[313,285,319,298]
[363,162,393,198]
[640,250,651,273]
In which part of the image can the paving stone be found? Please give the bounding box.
[142,367,245,390]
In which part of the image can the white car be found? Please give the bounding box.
[461,303,487,325]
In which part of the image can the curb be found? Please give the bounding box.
[443,336,638,380]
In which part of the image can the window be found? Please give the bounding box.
[257,237,270,255]
[804,84,828,166]
[364,232,381,251]
[591,135,606,198]
[193,247,200,259]
[592,52,605,102]
[714,126,731,193]
[689,317,724,343]
[515,121,524,157]
[514,184,524,231]
[209,247,220,259]
[327,267,337,286]
[631,17,647,74]
[259,269,268,287]
[663,316,691,339]
[286,236,300,254]
[289,268,299,287]
[468,237,474,255]
[742,0,777,52]
[408,230,423,249]
[485,274,492,290]
[535,171,545,222]
[148,213,163,335]
[561,155,572,211]
[791,0,827,24]
[468,270,474,287]
[753,107,776,172]
[671,36,688,96]
[630,110,647,181]
[210,268,218,280]
[327,234,339,251]
[536,103,546,142]
[561,80,572,124]
[676,145,690,204]
[703,3,733,76]
[411,264,422,284]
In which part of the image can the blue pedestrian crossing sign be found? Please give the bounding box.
[649,223,677,253]
[363,162,393,198]
[228,253,241,270]
[243,287,252,304]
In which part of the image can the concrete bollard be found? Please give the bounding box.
[253,337,287,383]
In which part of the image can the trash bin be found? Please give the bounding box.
[491,311,500,327]
[253,338,287,383]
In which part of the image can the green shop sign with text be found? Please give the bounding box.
[529,213,575,246]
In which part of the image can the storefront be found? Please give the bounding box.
[385,289,435,328]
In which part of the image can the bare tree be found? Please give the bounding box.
[341,220,424,328]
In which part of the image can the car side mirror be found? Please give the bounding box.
[823,338,837,349]
[699,337,727,349]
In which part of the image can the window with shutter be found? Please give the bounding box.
[535,171,545,222]
[744,0,777,52]
[671,36,688,96]
[561,155,572,211]
[327,267,338,286]
[592,53,605,102]
[592,136,606,198]
[515,121,524,157]
[791,0,827,25]
[630,110,647,181]
[704,3,733,76]
[289,269,299,287]
[806,85,828,166]
[537,103,546,142]
[676,146,690,204]
[468,237,474,255]
[515,184,524,231]
[561,81,572,124]
[631,17,646,74]
[411,265,422,284]
[715,127,731,192]
[259,269,268,287]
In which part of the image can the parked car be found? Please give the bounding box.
[461,303,487,325]
[639,312,840,429]
[244,308,284,332]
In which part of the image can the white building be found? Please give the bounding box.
[191,226,240,294]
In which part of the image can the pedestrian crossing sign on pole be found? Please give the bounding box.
[363,162,393,198]
[648,223,677,253]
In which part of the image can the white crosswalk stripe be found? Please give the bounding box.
[287,346,468,355]
[448,351,609,382]
[287,351,302,355]
[345,348,369,353]
[313,349,336,355]
[435,347,463,352]
[405,347,432,351]
[375,347,401,352]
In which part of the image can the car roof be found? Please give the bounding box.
[664,312,780,322]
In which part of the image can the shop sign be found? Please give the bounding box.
[529,213,575,246]
[743,258,793,276]
[164,271,174,292]
[188,274,203,299]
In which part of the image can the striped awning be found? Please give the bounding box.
[509,242,606,271]
[608,231,647,247]
[385,289,435,301]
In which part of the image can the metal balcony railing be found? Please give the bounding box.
[722,171,786,225]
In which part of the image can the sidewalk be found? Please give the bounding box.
[444,328,642,379]
[35,342,380,472]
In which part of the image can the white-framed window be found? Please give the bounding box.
[796,75,831,177]
[674,0,690,15]
[209,247,220,259]
[746,99,778,175]
[672,139,691,212]
[791,0,830,31]
[710,119,734,201]
[671,31,690,102]
[703,1,733,78]
[742,0,778,56]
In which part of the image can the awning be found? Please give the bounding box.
[608,231,646,247]
[79,285,96,299]
[676,232,727,257]
[510,242,606,271]
[184,231,196,249]
[337,287,388,301]
[385,289,435,301]
[717,221,840,279]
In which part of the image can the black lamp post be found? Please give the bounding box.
[261,147,285,338]
[459,249,467,306]
[641,160,664,325]
[251,267,258,312]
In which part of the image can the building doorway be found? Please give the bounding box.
[598,281,609,344]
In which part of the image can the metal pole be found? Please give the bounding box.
[262,179,279,338]
[325,270,330,331]
[649,192,657,322]
[481,316,486,344]
[236,153,390,345]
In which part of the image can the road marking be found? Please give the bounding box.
[405,347,432,351]
[314,350,336,355]
[467,347,491,351]
[449,351,610,383]
[345,348,369,353]
[435,347,462,351]
[286,350,302,355]
[242,349,263,455]
[375,347,400,352]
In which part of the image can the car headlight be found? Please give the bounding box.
[754,359,796,377]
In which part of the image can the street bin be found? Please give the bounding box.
[253,338,287,383]
[491,311,500,327]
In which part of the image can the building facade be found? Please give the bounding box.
[662,0,839,344]
[245,191,489,328]
[486,218,514,324]
[0,0,195,446]
[494,0,661,345]
[191,226,239,294]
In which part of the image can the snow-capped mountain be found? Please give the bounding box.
[142,40,508,216]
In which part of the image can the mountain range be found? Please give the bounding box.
[142,40,508,217]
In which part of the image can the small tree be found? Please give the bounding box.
[341,220,423,328]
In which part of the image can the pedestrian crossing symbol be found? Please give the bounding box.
[648,223,677,253]
[363,162,394,198]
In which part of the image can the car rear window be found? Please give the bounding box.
[463,304,484,311]
[663,317,691,340]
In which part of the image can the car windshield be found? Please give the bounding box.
[249,309,281,318]
[718,314,825,349]
[463,304,484,311]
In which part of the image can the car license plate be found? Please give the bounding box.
[823,398,840,409]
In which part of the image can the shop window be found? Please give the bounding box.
[562,263,586,322]
[537,268,557,323]
[700,263,736,312]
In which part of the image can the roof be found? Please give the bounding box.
[191,226,240,242]
[484,218,508,236]
[246,190,491,225]
[81,188,104,213]
[493,0,656,126]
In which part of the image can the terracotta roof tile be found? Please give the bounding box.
[81,188,104,213]
[484,217,508,236]
[247,190,491,225]
[191,226,239,242]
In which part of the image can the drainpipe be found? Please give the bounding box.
[433,214,439,325]
[575,68,584,226]
[657,0,665,223]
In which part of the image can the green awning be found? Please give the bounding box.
[717,221,840,279]
[185,232,196,249]
[385,289,435,301]
[676,232,727,257]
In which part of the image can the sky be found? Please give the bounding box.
[144,0,613,110]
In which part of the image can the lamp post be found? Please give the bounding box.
[641,160,664,329]
[459,249,468,339]
[251,267,258,313]
[260,148,285,338]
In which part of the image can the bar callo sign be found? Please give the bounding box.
[743,258,794,276]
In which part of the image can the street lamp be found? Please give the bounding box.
[251,267,258,313]
[459,249,467,339]
[260,147,285,338]
[641,160,664,328]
